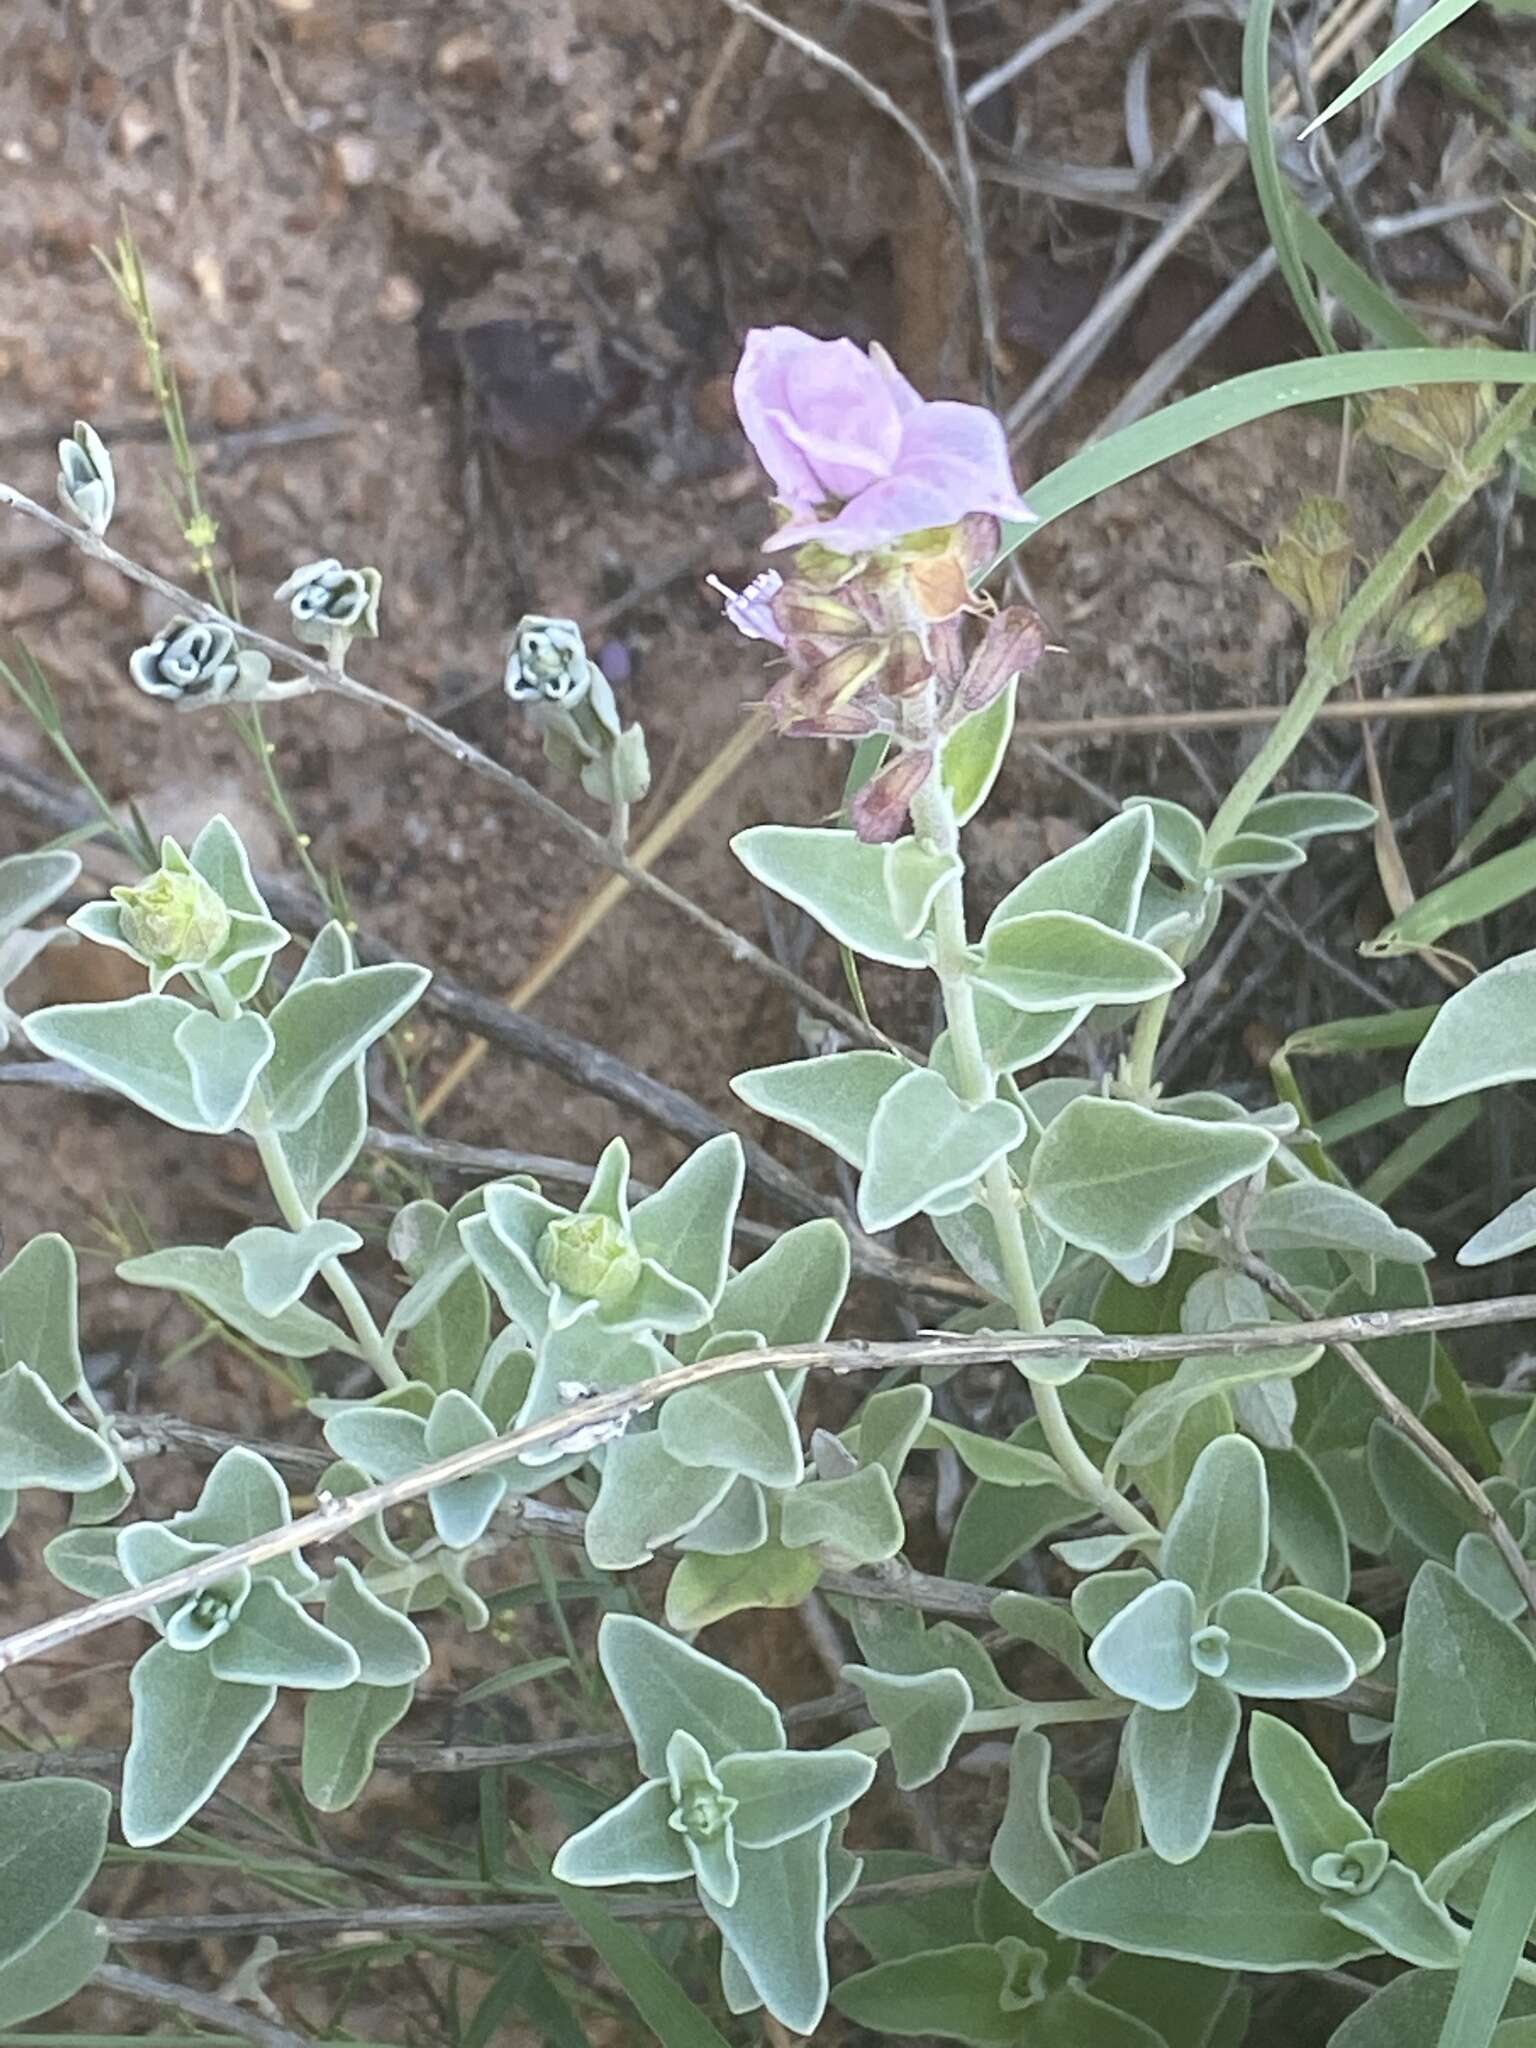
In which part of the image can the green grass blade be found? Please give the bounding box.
[1280,1006,1439,1058]
[1360,1095,1480,1204]
[1451,753,1536,868]
[1438,1809,1536,2048]
[552,1884,734,2048]
[1312,1082,1408,1146]
[1365,833,1536,953]
[994,348,1536,565]
[1288,208,1429,347]
[1243,0,1335,352]
[1304,0,1481,137]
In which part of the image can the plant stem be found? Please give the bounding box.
[201,970,404,1388]
[1205,383,1536,860]
[251,1118,405,1389]
[1438,1812,1536,2048]
[910,779,1158,1543]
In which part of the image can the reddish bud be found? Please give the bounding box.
[954,604,1046,714]
[851,747,935,843]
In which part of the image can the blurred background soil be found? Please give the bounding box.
[1,0,1534,2037]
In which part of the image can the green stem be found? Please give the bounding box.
[1206,383,1536,861]
[241,706,337,916]
[252,1120,405,1390]
[1438,1812,1536,2048]
[204,973,404,1389]
[910,780,1157,1544]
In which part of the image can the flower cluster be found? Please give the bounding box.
[720,328,1043,839]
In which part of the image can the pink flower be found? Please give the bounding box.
[733,327,1034,554]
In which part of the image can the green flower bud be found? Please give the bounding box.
[275,558,382,651]
[504,616,594,707]
[1386,571,1486,654]
[1362,377,1493,471]
[56,420,115,537]
[111,866,230,970]
[1254,497,1354,628]
[537,1212,642,1305]
[669,1781,739,1843]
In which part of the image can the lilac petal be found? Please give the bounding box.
[896,401,1035,523]
[707,571,787,647]
[772,409,895,503]
[765,474,960,554]
[732,328,833,506]
[869,341,924,418]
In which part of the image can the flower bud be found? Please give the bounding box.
[772,639,890,729]
[128,616,285,708]
[770,583,866,641]
[953,603,1046,715]
[275,558,382,651]
[56,420,115,537]
[1255,497,1354,628]
[1386,571,1486,654]
[537,1213,642,1305]
[851,746,935,843]
[504,615,594,706]
[1362,379,1492,470]
[112,866,230,970]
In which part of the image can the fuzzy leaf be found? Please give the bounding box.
[229,1220,362,1317]
[720,1747,876,1847]
[1124,797,1205,881]
[119,1245,351,1359]
[1405,949,1536,1104]
[121,1642,275,1846]
[25,994,227,1133]
[660,1371,803,1488]
[1242,793,1377,842]
[628,1134,743,1309]
[1162,1435,1269,1609]
[732,825,929,966]
[0,1908,106,2027]
[1040,1824,1375,1968]
[1214,1587,1355,1698]
[171,1008,275,1128]
[1459,1189,1536,1267]
[552,1778,693,1886]
[1377,1740,1536,1899]
[1248,1712,1369,1881]
[858,1068,1023,1232]
[988,809,1154,935]
[1390,1562,1536,1783]
[1126,1682,1241,1865]
[698,1821,833,2037]
[664,1534,822,1631]
[833,1940,1044,2045]
[1248,1180,1432,1266]
[320,1559,430,1685]
[0,1364,114,1491]
[0,1779,109,1971]
[208,1580,359,1690]
[845,1665,972,1789]
[0,1233,82,1400]
[598,1612,782,1774]
[1028,1098,1276,1259]
[974,912,1181,1013]
[1320,1860,1464,1968]
[780,1463,904,1563]
[701,1218,850,1354]
[169,1445,317,1599]
[731,1051,909,1171]
[583,1434,733,1570]
[301,1680,415,1813]
[1088,1579,1200,1711]
[992,1728,1075,1905]
[260,964,429,1131]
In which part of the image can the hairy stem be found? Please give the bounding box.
[250,1118,404,1390]
[1205,383,1536,859]
[911,778,1157,1542]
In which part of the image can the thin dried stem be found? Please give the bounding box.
[8,1295,1536,1674]
[94,1964,313,2048]
[716,0,961,217]
[0,478,879,1051]
[103,1868,979,1946]
[1245,1257,1536,1619]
